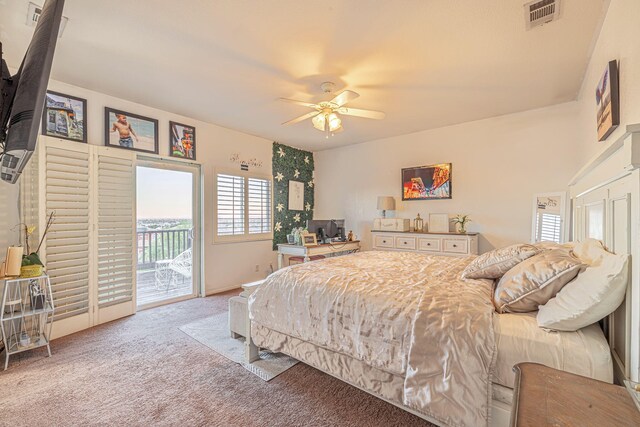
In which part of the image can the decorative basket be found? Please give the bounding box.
[20,264,44,278]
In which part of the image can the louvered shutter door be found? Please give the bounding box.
[44,143,91,322]
[96,150,135,310]
[248,178,271,234]
[217,174,245,236]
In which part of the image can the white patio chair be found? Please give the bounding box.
[154,248,192,290]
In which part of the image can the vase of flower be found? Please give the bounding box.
[451,214,471,234]
[16,212,55,278]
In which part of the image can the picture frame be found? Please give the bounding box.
[288,180,304,211]
[429,213,450,233]
[41,90,87,143]
[402,163,452,200]
[105,107,158,154]
[169,121,196,160]
[302,233,318,247]
[596,60,620,142]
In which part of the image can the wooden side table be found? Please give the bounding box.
[511,363,640,426]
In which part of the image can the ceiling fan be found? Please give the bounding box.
[280,82,385,138]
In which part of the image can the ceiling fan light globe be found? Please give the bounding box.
[328,113,341,132]
[312,113,326,131]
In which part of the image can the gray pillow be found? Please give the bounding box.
[493,249,585,314]
[461,244,541,280]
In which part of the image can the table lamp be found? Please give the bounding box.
[377,196,396,218]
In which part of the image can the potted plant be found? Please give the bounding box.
[451,214,471,234]
[18,212,55,278]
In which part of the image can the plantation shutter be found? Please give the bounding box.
[43,143,91,322]
[217,174,245,236]
[248,178,271,234]
[532,193,565,244]
[29,137,137,337]
[536,212,562,242]
[96,150,135,309]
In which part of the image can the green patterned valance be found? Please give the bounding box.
[272,142,314,250]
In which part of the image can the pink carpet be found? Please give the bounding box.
[0,291,432,426]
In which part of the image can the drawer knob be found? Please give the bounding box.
[427,243,431,246]
[383,240,386,243]
[453,244,457,247]
[404,241,407,245]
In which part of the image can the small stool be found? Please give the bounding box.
[289,255,325,266]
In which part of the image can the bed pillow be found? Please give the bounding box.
[493,249,585,313]
[461,243,541,280]
[537,240,629,331]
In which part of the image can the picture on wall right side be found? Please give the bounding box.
[596,60,620,142]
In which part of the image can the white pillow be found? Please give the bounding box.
[537,239,629,331]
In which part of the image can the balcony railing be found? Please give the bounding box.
[137,228,192,270]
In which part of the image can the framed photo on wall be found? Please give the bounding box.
[105,107,158,154]
[402,163,452,200]
[169,121,196,160]
[41,90,87,143]
[288,180,304,211]
[596,60,620,142]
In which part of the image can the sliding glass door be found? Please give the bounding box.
[136,161,201,309]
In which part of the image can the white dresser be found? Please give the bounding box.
[371,231,479,257]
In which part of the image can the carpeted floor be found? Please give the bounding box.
[0,291,432,426]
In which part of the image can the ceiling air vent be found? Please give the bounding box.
[524,0,561,30]
[26,2,68,37]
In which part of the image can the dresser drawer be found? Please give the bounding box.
[443,238,468,254]
[418,238,441,252]
[395,236,416,250]
[374,235,394,248]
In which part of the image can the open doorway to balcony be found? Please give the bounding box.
[136,161,200,309]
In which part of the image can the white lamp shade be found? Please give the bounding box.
[377,196,396,211]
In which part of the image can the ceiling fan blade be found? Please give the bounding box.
[338,107,386,120]
[279,98,319,109]
[282,111,320,126]
[330,90,360,107]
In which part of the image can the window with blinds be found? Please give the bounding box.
[216,173,272,240]
[248,178,271,234]
[535,212,561,243]
[532,193,565,244]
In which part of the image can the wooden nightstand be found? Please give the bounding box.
[510,363,640,426]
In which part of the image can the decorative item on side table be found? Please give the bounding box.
[290,227,307,245]
[414,214,424,232]
[377,196,395,218]
[451,214,471,234]
[428,213,450,233]
[402,163,452,200]
[301,233,318,247]
[15,212,55,278]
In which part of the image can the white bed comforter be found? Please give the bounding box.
[249,251,495,427]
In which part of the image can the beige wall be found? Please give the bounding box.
[1,77,276,294]
[575,0,640,163]
[314,102,582,253]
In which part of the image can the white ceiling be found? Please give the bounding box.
[0,0,608,151]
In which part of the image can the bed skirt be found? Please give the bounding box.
[252,324,512,427]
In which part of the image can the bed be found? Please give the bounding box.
[248,251,613,427]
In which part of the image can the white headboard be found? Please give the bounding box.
[569,123,640,383]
